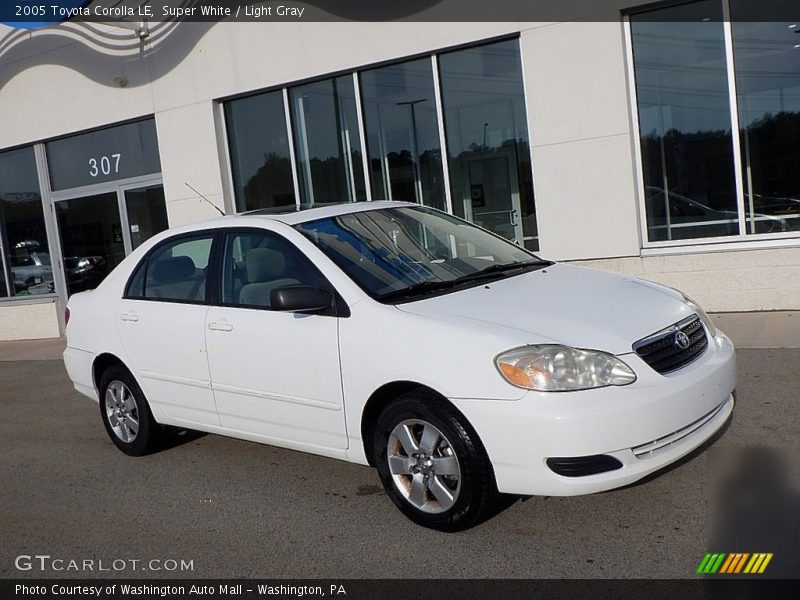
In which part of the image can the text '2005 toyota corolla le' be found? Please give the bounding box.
[64,201,735,531]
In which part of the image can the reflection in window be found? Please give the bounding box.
[55,192,123,296]
[225,91,296,212]
[360,59,445,210]
[732,2,800,234]
[290,76,367,206]
[438,39,538,249]
[631,1,739,242]
[0,146,53,297]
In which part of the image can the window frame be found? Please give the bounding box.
[624,1,800,252]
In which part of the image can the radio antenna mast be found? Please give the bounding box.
[185,182,225,216]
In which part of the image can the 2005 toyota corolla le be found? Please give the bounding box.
[64,201,735,531]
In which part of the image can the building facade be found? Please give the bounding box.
[1,0,799,340]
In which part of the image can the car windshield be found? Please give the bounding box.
[296,206,551,303]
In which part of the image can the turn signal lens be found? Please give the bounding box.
[495,345,637,392]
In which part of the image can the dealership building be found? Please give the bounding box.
[0,0,798,340]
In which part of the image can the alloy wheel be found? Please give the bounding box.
[386,419,461,514]
[104,380,139,443]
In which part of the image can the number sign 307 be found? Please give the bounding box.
[89,153,122,177]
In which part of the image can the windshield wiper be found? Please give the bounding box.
[377,259,553,303]
[377,279,464,303]
[453,259,553,283]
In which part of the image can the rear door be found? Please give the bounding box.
[204,227,347,452]
[116,231,219,427]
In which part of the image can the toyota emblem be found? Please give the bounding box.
[674,331,691,350]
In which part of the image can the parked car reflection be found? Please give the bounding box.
[645,186,787,240]
[10,251,54,295]
[64,255,108,293]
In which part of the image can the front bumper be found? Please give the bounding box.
[451,332,736,496]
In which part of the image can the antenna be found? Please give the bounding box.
[185,182,224,216]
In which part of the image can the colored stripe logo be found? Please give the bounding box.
[697,552,773,574]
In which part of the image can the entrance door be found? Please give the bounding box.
[55,192,126,296]
[123,185,168,251]
[53,182,168,297]
[461,151,524,243]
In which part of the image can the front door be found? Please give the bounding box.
[205,228,347,453]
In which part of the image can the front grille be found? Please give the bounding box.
[633,315,708,374]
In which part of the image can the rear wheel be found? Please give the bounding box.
[98,366,161,456]
[373,390,497,531]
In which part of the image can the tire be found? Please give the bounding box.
[98,366,161,456]
[373,389,497,532]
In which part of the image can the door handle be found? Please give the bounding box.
[208,321,233,332]
[120,313,139,322]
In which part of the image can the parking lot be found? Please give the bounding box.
[1,347,798,579]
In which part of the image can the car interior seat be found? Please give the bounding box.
[239,247,300,307]
[148,255,205,301]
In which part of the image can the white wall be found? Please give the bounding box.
[0,300,60,341]
[520,19,641,260]
[572,247,800,312]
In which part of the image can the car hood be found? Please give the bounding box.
[396,263,694,355]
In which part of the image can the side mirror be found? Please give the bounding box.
[270,285,332,313]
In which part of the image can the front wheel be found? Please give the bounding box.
[373,390,497,531]
[99,366,162,456]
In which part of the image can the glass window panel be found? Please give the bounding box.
[438,39,538,250]
[124,185,169,250]
[731,2,800,234]
[144,235,213,303]
[631,1,739,242]
[55,193,124,296]
[126,259,146,299]
[290,76,367,207]
[0,146,54,297]
[46,120,161,191]
[360,59,445,210]
[221,230,324,308]
[225,91,296,212]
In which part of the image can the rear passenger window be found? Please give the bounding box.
[144,236,214,303]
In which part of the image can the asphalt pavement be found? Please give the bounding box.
[1,349,798,579]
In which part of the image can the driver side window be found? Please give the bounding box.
[222,230,324,309]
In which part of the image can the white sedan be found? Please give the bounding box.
[64,201,735,531]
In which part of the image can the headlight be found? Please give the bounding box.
[495,345,637,392]
[681,294,716,338]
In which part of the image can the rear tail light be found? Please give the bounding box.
[64,307,70,326]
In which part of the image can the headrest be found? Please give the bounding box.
[152,255,195,284]
[245,248,285,283]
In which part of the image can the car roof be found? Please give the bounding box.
[146,200,422,242]
[238,199,416,225]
